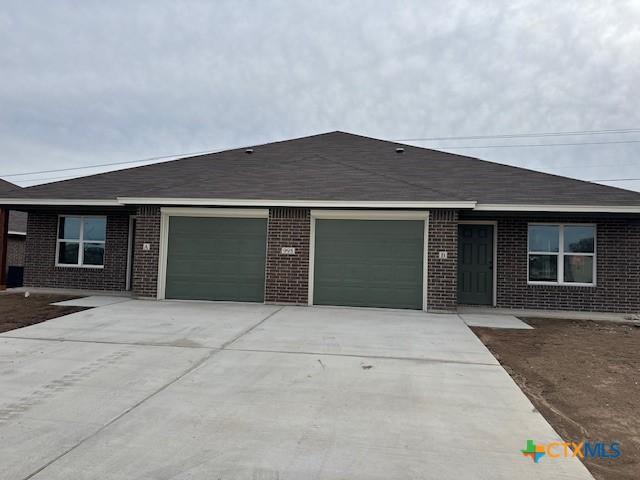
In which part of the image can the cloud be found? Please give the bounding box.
[0,0,639,190]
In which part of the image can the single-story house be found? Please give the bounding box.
[0,179,27,288]
[1,131,639,313]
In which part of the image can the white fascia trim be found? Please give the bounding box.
[161,207,269,218]
[0,198,122,207]
[474,203,640,213]
[119,197,477,209]
[0,198,122,206]
[8,231,27,236]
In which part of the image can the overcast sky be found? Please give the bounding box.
[1,1,639,191]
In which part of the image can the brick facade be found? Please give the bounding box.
[23,212,129,291]
[265,207,310,304]
[426,209,459,311]
[21,206,640,314]
[132,206,161,298]
[489,216,640,313]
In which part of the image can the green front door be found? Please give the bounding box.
[165,216,267,302]
[457,224,494,305]
[313,219,424,309]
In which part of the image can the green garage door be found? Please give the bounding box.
[313,219,424,309]
[165,216,267,302]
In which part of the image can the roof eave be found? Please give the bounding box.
[474,203,640,213]
[2,197,640,213]
[0,198,122,206]
[116,197,478,209]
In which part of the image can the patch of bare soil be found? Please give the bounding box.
[472,318,640,480]
[0,293,89,333]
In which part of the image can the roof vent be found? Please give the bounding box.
[395,147,404,153]
[245,148,254,154]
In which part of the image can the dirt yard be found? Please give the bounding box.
[0,293,89,333]
[472,318,640,480]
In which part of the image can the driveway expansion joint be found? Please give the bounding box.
[222,346,499,366]
[0,335,215,350]
[220,306,285,349]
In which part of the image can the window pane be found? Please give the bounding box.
[529,254,558,281]
[564,255,593,283]
[58,242,79,264]
[529,225,559,252]
[83,243,105,266]
[83,217,106,241]
[564,226,595,253]
[58,217,81,240]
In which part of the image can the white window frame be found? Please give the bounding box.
[55,215,106,268]
[527,223,596,286]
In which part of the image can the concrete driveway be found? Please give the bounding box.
[0,301,593,480]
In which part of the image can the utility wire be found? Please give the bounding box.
[0,147,222,178]
[592,177,640,182]
[3,130,640,180]
[427,139,640,149]
[18,174,89,183]
[393,128,640,142]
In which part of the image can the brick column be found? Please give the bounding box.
[132,206,161,298]
[0,209,8,290]
[427,209,459,311]
[265,207,310,304]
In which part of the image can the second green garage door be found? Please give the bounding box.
[313,219,424,309]
[165,216,267,302]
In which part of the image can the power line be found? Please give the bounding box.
[0,147,222,178]
[3,131,640,181]
[429,139,640,149]
[393,128,640,142]
[592,177,640,182]
[18,174,88,183]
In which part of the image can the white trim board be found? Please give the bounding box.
[0,198,122,206]
[160,207,269,218]
[125,215,134,292]
[3,196,640,213]
[474,203,640,213]
[125,198,476,209]
[310,209,429,220]
[308,210,430,311]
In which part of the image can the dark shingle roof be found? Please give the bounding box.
[3,132,640,206]
[0,179,19,195]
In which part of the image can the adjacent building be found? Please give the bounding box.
[0,180,27,288]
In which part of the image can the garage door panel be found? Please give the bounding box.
[314,219,424,309]
[165,217,267,302]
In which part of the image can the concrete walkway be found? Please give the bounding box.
[0,301,593,479]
